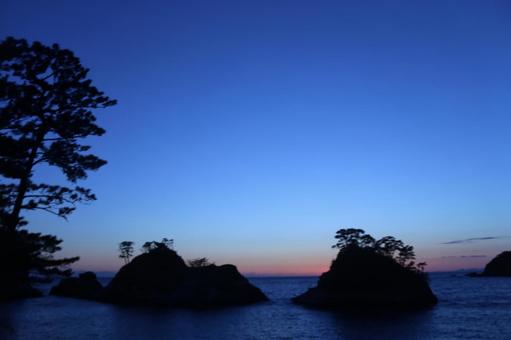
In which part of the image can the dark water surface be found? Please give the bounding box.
[1,272,510,339]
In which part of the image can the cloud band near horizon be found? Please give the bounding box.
[441,236,503,245]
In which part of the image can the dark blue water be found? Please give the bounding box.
[1,272,510,339]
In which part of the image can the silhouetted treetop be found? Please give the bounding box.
[332,228,423,271]
[0,37,115,299]
[332,228,376,250]
[187,257,214,268]
[0,37,116,231]
[141,238,174,254]
[118,241,134,265]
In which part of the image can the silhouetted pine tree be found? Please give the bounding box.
[0,37,116,298]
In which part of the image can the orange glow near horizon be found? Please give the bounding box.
[237,262,330,276]
[73,253,490,276]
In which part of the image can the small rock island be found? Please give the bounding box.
[482,251,511,276]
[51,240,268,307]
[50,271,103,300]
[469,251,511,277]
[292,228,438,310]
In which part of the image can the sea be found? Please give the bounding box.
[0,272,510,339]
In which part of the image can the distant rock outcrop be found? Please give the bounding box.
[106,246,267,307]
[480,251,511,277]
[50,271,103,300]
[293,229,438,310]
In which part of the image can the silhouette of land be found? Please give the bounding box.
[468,251,511,277]
[50,271,103,300]
[293,229,438,310]
[0,37,115,301]
[51,241,268,307]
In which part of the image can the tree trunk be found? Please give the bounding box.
[7,129,46,231]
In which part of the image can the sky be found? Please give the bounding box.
[2,0,511,274]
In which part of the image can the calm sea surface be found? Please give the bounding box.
[0,272,510,339]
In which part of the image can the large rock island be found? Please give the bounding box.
[51,241,267,307]
[293,229,437,310]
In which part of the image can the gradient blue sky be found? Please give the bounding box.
[3,0,511,274]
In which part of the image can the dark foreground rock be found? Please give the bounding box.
[0,278,42,301]
[0,230,45,301]
[292,247,437,310]
[469,251,511,277]
[51,247,267,307]
[50,271,103,300]
[105,247,267,307]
